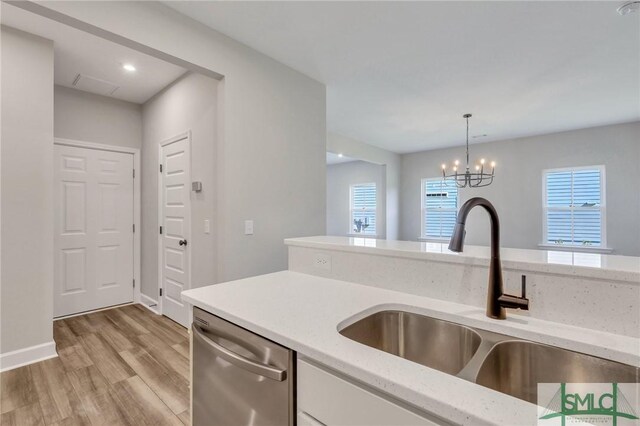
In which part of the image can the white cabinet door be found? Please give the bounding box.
[54,145,134,317]
[297,359,444,426]
[160,136,191,327]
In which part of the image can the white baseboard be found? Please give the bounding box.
[0,341,58,372]
[140,294,161,315]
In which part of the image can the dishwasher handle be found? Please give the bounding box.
[192,324,287,381]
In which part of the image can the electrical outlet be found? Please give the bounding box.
[314,252,331,271]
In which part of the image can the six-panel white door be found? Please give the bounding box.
[160,136,191,327]
[54,145,134,317]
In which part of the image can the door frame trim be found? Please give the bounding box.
[157,131,192,318]
[54,138,141,306]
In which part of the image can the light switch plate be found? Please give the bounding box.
[244,220,254,235]
[204,219,210,234]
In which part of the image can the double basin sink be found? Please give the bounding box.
[339,310,639,404]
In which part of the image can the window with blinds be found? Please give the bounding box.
[422,178,458,239]
[543,166,605,247]
[350,183,376,235]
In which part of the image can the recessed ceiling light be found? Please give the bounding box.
[338,153,344,158]
[122,63,136,72]
[617,1,640,15]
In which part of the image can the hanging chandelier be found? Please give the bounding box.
[441,114,495,188]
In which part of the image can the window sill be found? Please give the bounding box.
[348,234,379,239]
[538,244,614,254]
[418,237,451,243]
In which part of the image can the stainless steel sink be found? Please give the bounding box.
[339,310,481,375]
[340,310,639,403]
[475,340,640,404]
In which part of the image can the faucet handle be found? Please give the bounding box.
[497,274,530,311]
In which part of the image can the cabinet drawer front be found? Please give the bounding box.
[297,359,441,426]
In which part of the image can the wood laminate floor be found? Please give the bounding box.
[0,304,190,426]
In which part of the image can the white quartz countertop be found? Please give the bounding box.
[286,236,640,283]
[182,271,640,426]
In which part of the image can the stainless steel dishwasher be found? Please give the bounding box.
[192,307,294,426]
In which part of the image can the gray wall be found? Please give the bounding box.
[141,72,217,300]
[28,1,327,284]
[1,27,54,354]
[54,85,142,149]
[328,133,400,240]
[400,121,640,256]
[31,1,327,283]
[327,161,387,237]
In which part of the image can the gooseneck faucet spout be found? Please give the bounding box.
[448,197,529,319]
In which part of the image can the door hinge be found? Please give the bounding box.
[133,169,135,178]
[159,164,163,173]
[159,288,163,297]
[132,224,135,233]
[159,226,163,235]
[133,279,135,288]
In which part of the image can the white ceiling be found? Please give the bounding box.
[166,1,640,153]
[1,3,188,104]
[326,152,357,165]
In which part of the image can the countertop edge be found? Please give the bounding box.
[285,237,640,284]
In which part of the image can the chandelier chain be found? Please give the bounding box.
[466,115,470,171]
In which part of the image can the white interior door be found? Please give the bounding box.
[160,136,191,327]
[54,145,134,317]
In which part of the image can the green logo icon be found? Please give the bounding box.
[540,383,639,425]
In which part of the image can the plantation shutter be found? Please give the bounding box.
[351,183,376,235]
[545,168,603,246]
[424,179,458,238]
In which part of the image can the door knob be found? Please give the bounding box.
[179,239,188,246]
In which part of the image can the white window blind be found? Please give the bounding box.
[543,167,605,247]
[422,178,458,239]
[350,183,376,235]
